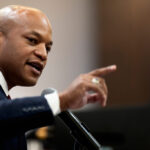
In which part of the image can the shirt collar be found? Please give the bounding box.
[0,71,9,96]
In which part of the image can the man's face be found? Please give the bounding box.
[0,11,52,88]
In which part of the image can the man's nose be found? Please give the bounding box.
[34,44,47,61]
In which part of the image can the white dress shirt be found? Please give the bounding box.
[0,71,61,115]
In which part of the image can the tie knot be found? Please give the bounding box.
[7,95,11,100]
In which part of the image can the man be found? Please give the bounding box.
[0,5,116,150]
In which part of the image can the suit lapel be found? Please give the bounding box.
[0,86,7,100]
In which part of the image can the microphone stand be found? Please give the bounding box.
[58,110,101,150]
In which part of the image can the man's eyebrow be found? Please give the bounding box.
[29,31,53,45]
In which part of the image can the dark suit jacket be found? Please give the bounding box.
[0,86,54,150]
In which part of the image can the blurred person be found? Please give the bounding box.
[0,5,117,150]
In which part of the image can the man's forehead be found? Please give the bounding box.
[0,5,52,34]
[0,5,42,22]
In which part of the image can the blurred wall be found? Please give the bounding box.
[0,1,102,101]
[99,0,150,106]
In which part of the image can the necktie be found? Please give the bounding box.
[7,95,11,100]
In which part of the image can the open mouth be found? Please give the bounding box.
[26,61,43,73]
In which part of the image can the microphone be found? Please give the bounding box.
[41,88,101,150]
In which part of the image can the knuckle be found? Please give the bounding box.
[79,74,85,80]
[100,78,105,83]
[78,78,85,87]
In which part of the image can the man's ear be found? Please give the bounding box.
[0,32,5,44]
[0,32,5,53]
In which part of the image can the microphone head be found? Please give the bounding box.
[41,88,55,96]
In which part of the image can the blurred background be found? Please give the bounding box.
[1,0,150,149]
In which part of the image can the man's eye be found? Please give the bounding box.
[27,37,38,44]
[46,46,51,53]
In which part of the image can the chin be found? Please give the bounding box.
[20,78,38,87]
[26,82,37,87]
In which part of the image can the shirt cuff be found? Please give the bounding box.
[44,88,61,115]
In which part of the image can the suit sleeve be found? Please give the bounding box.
[0,96,54,138]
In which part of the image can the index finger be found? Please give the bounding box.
[89,65,117,76]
